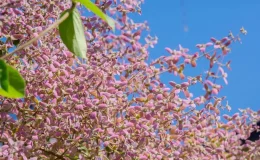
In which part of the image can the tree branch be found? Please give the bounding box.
[39,148,66,160]
[1,12,70,60]
[0,3,11,8]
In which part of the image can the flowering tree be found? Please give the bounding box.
[0,0,259,159]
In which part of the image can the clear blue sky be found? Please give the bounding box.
[131,0,260,115]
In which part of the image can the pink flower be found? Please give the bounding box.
[125,122,134,128]
[32,135,38,140]
[139,155,148,160]
[196,44,206,52]
[89,112,97,120]
[165,47,173,54]
[219,67,228,84]
[98,103,107,109]
[75,105,84,110]
[156,94,163,100]
[212,88,219,95]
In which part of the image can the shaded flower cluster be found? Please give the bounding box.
[0,0,259,159]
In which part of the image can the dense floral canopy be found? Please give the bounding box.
[0,0,259,159]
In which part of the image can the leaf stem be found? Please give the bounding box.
[1,12,70,60]
[39,148,66,160]
[0,3,10,8]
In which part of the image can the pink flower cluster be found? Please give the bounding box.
[0,0,259,159]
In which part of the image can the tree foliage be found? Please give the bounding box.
[0,0,259,159]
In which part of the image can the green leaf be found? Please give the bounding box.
[75,0,115,31]
[0,60,25,98]
[77,145,90,157]
[59,8,87,58]
[0,60,9,92]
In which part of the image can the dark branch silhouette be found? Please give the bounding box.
[240,121,260,145]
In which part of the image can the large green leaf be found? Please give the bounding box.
[75,0,115,31]
[59,8,87,58]
[0,60,9,92]
[0,60,25,98]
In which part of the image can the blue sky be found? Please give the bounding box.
[131,0,260,115]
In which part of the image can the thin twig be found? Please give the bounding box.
[39,148,66,160]
[0,3,11,8]
[1,12,70,60]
